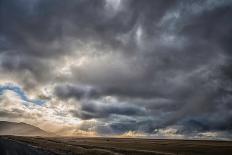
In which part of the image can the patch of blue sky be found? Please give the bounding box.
[0,83,46,105]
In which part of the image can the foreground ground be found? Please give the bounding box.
[0,136,232,155]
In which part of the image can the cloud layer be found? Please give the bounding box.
[0,0,232,139]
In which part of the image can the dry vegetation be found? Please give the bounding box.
[3,136,232,155]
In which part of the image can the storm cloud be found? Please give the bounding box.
[0,0,232,139]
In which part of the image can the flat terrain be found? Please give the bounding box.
[0,136,232,155]
[0,137,53,155]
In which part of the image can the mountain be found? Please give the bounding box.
[0,121,50,137]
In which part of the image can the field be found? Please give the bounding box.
[1,136,232,155]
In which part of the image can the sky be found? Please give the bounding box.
[0,0,232,139]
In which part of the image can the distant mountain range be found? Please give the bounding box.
[0,121,51,137]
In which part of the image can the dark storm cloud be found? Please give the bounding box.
[70,100,146,120]
[67,0,232,136]
[0,0,176,67]
[180,116,232,133]
[0,0,232,138]
[55,84,99,100]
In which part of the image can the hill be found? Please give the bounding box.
[0,121,50,137]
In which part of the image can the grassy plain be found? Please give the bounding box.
[2,136,232,155]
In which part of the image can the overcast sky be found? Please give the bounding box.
[0,0,232,139]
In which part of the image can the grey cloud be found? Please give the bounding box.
[55,84,99,100]
[70,100,146,120]
[0,0,232,138]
